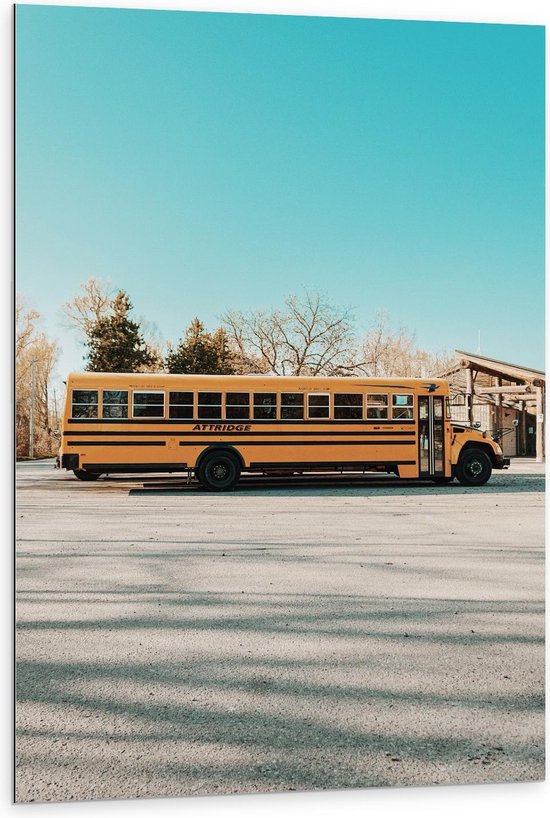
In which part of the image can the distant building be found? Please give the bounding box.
[440,351,545,461]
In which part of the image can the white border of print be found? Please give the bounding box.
[3,2,548,818]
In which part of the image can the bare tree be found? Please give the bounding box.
[357,311,454,377]
[137,316,170,371]
[61,277,114,335]
[222,292,356,376]
[426,349,457,377]
[16,298,59,457]
[222,324,270,375]
[63,280,163,372]
[222,308,283,373]
[16,297,40,362]
[358,311,417,376]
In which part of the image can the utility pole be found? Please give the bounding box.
[29,359,37,458]
[52,387,58,431]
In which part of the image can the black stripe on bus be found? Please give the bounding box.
[77,460,413,472]
[63,430,415,437]
[178,440,416,447]
[81,463,188,471]
[67,418,416,426]
[70,382,420,392]
[250,461,417,468]
[67,441,166,447]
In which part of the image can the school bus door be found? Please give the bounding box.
[418,395,445,478]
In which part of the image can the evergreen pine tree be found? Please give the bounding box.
[210,327,235,375]
[86,291,157,372]
[166,319,235,374]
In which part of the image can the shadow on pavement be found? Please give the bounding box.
[126,473,544,497]
[16,591,545,796]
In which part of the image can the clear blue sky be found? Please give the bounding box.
[16,5,545,376]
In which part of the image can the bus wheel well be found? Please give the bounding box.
[459,440,499,467]
[195,445,244,472]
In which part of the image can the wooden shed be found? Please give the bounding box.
[440,351,545,462]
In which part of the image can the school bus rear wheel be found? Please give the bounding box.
[73,469,101,481]
[197,452,240,491]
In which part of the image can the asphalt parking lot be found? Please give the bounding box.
[15,459,545,802]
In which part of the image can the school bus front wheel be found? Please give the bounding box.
[455,448,492,486]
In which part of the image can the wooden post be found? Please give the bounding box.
[535,386,544,463]
[524,401,529,456]
[496,377,502,439]
[466,367,473,425]
[518,401,524,456]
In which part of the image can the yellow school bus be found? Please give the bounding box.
[58,372,509,490]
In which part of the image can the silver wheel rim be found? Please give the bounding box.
[211,462,229,481]
[467,459,483,477]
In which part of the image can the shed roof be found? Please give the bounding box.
[442,350,545,385]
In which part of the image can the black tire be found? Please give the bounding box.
[455,448,492,486]
[197,451,240,492]
[73,469,101,481]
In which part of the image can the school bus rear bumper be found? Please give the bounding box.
[61,453,79,470]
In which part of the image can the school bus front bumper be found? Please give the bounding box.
[495,455,510,470]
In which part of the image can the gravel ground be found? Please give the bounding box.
[15,459,545,802]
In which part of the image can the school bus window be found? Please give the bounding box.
[198,392,222,419]
[392,394,414,420]
[71,390,98,418]
[226,392,250,420]
[307,393,330,419]
[334,393,363,419]
[169,391,193,419]
[133,391,165,418]
[103,390,128,419]
[366,393,388,419]
[253,393,276,420]
[281,393,304,420]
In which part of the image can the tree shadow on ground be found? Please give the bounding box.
[16,590,545,797]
